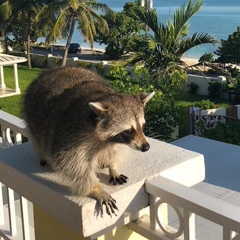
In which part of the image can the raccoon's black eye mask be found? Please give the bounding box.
[121,128,135,138]
[110,127,135,144]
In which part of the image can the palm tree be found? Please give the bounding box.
[126,0,217,80]
[0,0,47,68]
[37,0,110,66]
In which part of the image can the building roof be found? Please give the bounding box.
[0,54,27,66]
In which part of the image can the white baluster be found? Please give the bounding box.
[7,188,17,236]
[14,132,22,146]
[1,126,7,148]
[149,195,158,230]
[0,183,4,225]
[20,196,30,240]
[183,209,195,240]
[5,128,14,147]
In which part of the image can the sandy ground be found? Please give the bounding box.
[181,57,199,66]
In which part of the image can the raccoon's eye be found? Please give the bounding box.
[122,128,135,137]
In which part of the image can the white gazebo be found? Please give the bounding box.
[0,54,27,98]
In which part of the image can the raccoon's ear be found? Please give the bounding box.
[138,92,155,107]
[89,102,109,116]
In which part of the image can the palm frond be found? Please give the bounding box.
[173,0,203,40]
[77,10,95,48]
[36,2,65,22]
[178,32,218,54]
[0,1,12,21]
[45,7,70,44]
[126,6,159,34]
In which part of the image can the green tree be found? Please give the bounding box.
[95,2,144,59]
[1,0,48,68]
[215,26,240,65]
[126,0,217,80]
[0,0,12,53]
[37,0,110,66]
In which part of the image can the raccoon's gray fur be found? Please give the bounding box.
[23,67,154,216]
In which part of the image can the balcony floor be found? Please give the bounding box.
[172,135,240,239]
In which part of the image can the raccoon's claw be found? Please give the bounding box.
[100,196,118,217]
[109,174,128,185]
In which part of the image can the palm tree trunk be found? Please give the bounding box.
[62,16,75,66]
[3,30,9,54]
[27,10,32,69]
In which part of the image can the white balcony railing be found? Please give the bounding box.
[0,110,27,149]
[0,110,240,240]
[129,176,240,240]
[0,110,33,240]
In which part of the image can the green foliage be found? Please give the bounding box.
[193,99,217,109]
[77,62,92,69]
[215,26,240,64]
[95,2,143,59]
[199,120,240,146]
[207,81,222,98]
[199,53,214,64]
[108,65,180,142]
[187,82,198,94]
[95,63,105,75]
[158,69,188,106]
[54,58,62,66]
[225,75,240,104]
[126,0,217,80]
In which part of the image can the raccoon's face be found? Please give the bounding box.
[113,114,150,152]
[89,92,155,152]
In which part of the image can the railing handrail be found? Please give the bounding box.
[0,110,27,137]
[146,176,240,234]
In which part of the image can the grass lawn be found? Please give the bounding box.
[0,65,43,117]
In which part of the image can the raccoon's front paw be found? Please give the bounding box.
[109,174,128,185]
[97,191,118,217]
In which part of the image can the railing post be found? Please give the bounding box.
[13,63,20,93]
[0,66,5,89]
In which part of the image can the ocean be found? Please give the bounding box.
[39,0,240,59]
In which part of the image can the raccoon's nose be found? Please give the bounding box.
[141,142,150,152]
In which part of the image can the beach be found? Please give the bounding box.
[36,0,240,59]
[181,57,199,66]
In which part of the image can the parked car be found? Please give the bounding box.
[68,43,81,54]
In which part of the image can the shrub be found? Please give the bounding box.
[208,81,222,98]
[77,61,91,69]
[95,63,105,75]
[199,119,240,146]
[187,82,198,94]
[194,99,216,109]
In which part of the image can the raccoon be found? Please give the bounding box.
[23,67,154,216]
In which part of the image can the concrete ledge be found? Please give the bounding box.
[0,137,205,237]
